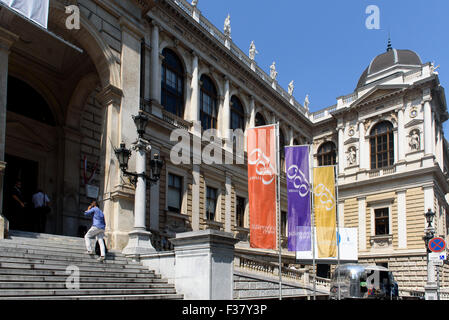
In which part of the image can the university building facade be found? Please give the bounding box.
[0,0,447,292]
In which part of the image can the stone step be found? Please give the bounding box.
[0,262,155,275]
[0,256,148,270]
[0,288,178,297]
[0,293,184,300]
[0,246,129,262]
[0,274,167,283]
[0,268,160,279]
[0,281,175,289]
[0,238,109,253]
[8,230,86,243]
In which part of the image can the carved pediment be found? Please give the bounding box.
[344,137,359,145]
[404,118,424,128]
[351,85,408,108]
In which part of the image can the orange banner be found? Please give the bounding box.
[247,125,277,249]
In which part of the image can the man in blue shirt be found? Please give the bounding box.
[84,200,106,261]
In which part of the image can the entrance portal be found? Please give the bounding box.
[2,154,38,231]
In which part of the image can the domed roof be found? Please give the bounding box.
[356,48,422,89]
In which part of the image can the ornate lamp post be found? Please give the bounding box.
[115,111,163,256]
[423,208,437,300]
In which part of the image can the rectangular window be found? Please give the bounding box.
[374,208,389,235]
[206,187,218,221]
[236,196,245,228]
[168,173,182,213]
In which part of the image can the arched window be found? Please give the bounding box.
[200,75,217,131]
[230,96,245,130]
[161,48,184,117]
[255,112,266,127]
[369,121,394,169]
[7,76,56,126]
[317,141,336,166]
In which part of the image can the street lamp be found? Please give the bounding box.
[116,110,164,256]
[423,208,437,300]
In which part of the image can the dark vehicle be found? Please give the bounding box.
[329,264,399,300]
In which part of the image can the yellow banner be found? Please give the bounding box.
[313,166,337,258]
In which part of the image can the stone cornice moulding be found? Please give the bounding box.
[119,16,147,40]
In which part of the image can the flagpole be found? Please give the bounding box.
[309,144,316,300]
[335,165,341,300]
[276,122,282,300]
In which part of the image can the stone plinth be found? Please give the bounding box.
[170,229,238,300]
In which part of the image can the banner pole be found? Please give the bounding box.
[276,123,282,300]
[309,145,316,300]
[335,165,341,300]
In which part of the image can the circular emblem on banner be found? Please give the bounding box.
[429,237,446,253]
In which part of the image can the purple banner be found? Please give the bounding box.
[285,145,311,251]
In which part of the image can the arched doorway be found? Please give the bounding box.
[0,4,120,237]
[2,76,57,232]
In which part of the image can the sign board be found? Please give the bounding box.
[429,252,446,266]
[85,184,99,199]
[429,237,446,253]
[296,227,358,263]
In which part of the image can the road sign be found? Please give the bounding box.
[429,237,446,253]
[429,252,446,266]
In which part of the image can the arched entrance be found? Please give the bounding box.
[0,3,122,237]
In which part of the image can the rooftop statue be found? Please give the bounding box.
[288,80,294,96]
[270,61,277,81]
[224,14,231,38]
[249,41,258,60]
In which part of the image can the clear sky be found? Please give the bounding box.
[196,0,449,136]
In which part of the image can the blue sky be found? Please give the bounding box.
[197,0,449,136]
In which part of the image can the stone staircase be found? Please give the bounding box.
[0,230,183,300]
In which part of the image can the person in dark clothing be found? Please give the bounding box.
[31,189,51,233]
[9,180,25,230]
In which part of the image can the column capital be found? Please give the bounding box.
[0,26,19,52]
[96,84,123,106]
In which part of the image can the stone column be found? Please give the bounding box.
[225,172,232,232]
[190,52,200,134]
[358,121,366,169]
[249,97,255,128]
[149,147,160,231]
[0,27,18,224]
[222,77,231,150]
[397,107,405,161]
[337,126,345,174]
[396,189,407,249]
[423,91,433,156]
[191,164,200,231]
[150,21,160,104]
[170,230,238,300]
[122,139,156,256]
[357,197,366,251]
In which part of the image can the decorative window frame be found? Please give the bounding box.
[368,198,394,249]
[164,165,189,215]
